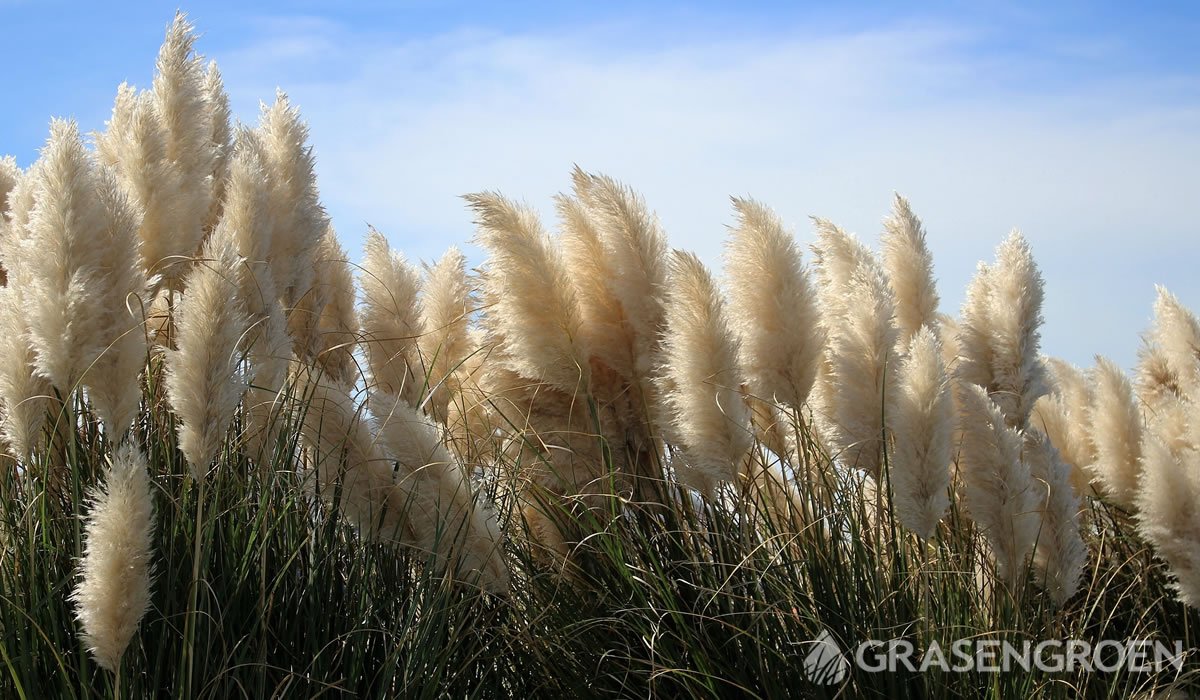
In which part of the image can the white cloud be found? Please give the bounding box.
[217,18,1200,369]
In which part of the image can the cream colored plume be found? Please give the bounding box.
[214,128,275,318]
[310,225,359,385]
[1136,437,1200,607]
[825,261,899,480]
[1032,358,1097,495]
[418,247,474,424]
[359,227,425,405]
[659,251,751,495]
[291,367,409,540]
[1148,286,1200,393]
[570,167,667,387]
[1088,356,1143,509]
[0,287,50,459]
[810,217,876,322]
[13,120,118,392]
[889,326,953,540]
[165,236,249,477]
[73,442,155,672]
[96,14,214,287]
[881,194,940,347]
[254,92,327,324]
[469,191,589,394]
[0,155,18,219]
[956,383,1039,583]
[557,192,635,382]
[203,61,232,231]
[956,232,1048,429]
[725,197,824,412]
[82,168,149,437]
[374,394,508,592]
[1024,430,1086,605]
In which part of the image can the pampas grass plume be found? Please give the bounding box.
[725,197,824,411]
[881,194,940,347]
[956,382,1039,583]
[890,326,953,539]
[660,250,751,495]
[165,237,249,477]
[418,246,474,423]
[469,191,589,394]
[1025,429,1086,605]
[1137,437,1200,606]
[73,442,155,672]
[1089,356,1143,509]
[359,227,425,405]
[374,394,508,592]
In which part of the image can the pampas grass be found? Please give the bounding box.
[890,326,952,539]
[823,258,899,480]
[881,194,940,347]
[72,442,155,673]
[12,120,118,393]
[659,250,750,496]
[725,197,824,413]
[1024,429,1086,605]
[359,226,425,405]
[419,246,474,424]
[469,191,589,395]
[957,231,1048,430]
[956,382,1039,584]
[373,394,508,592]
[165,237,249,477]
[1089,356,1144,509]
[1137,436,1200,606]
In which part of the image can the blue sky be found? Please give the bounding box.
[2,1,1198,370]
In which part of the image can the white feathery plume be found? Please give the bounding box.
[881,194,940,347]
[557,191,636,381]
[1149,286,1200,393]
[956,231,1048,429]
[889,326,953,539]
[956,383,1039,583]
[810,217,876,324]
[203,61,232,232]
[254,92,327,321]
[95,85,191,287]
[312,225,359,386]
[1024,430,1087,605]
[14,120,113,393]
[291,366,408,539]
[150,13,214,245]
[72,442,155,672]
[825,261,899,480]
[165,236,249,477]
[374,394,509,592]
[571,167,667,388]
[359,227,425,405]
[419,247,474,424]
[82,168,149,436]
[0,156,18,237]
[1032,358,1097,495]
[469,191,589,395]
[215,129,275,318]
[0,287,50,459]
[1136,437,1200,607]
[725,197,825,412]
[1088,356,1143,509]
[1136,340,1184,409]
[659,250,751,496]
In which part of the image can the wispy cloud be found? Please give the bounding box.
[216,15,1200,369]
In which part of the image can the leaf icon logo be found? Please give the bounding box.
[803,628,849,685]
